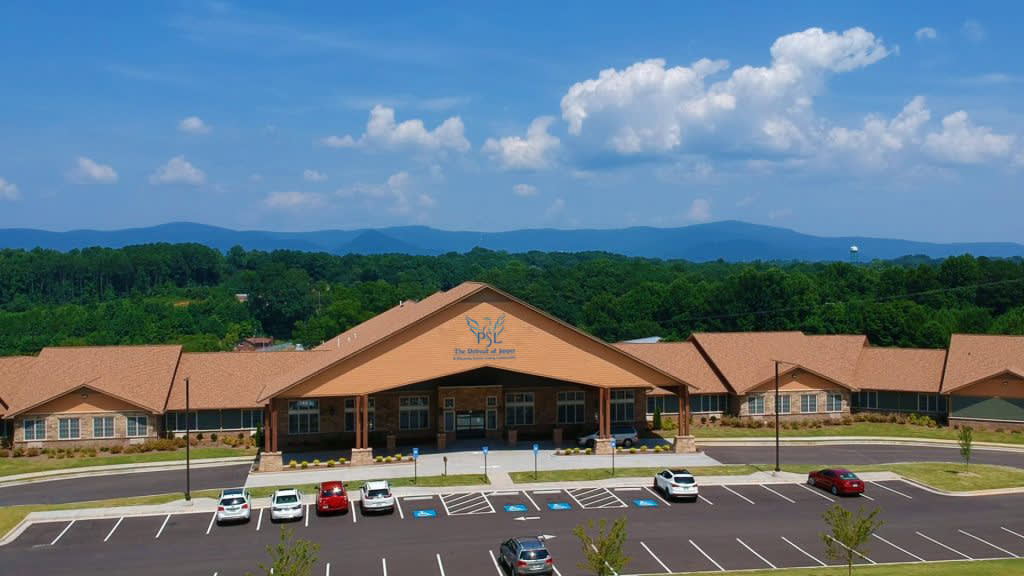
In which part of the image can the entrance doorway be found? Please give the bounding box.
[456,411,486,438]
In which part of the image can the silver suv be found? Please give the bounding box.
[215,488,251,524]
[577,425,639,448]
[498,537,554,575]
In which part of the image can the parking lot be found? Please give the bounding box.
[2,479,1022,575]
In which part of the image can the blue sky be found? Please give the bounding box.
[1,1,1023,242]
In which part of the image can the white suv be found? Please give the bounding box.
[360,480,396,514]
[654,468,699,501]
[270,488,304,522]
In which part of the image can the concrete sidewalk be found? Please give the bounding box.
[0,456,254,488]
[698,435,1024,452]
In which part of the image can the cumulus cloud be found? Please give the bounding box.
[337,171,434,214]
[303,169,327,182]
[915,27,937,41]
[0,177,19,201]
[923,111,1016,164]
[512,184,538,197]
[560,27,893,156]
[961,20,986,43]
[321,105,469,153]
[68,156,118,184]
[544,197,566,219]
[686,198,712,222]
[264,191,325,209]
[483,116,560,170]
[827,96,931,167]
[178,116,211,134]
[150,156,206,185]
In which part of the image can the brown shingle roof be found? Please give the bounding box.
[167,350,331,410]
[614,342,729,394]
[853,347,946,393]
[0,356,37,416]
[690,332,867,394]
[942,334,1024,394]
[4,345,181,417]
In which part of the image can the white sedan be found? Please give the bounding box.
[270,488,305,522]
[654,468,699,501]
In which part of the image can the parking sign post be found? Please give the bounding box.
[482,445,489,480]
[610,437,616,477]
[532,443,539,480]
[413,447,419,483]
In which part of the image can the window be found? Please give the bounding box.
[343,398,376,433]
[197,410,221,431]
[443,410,455,432]
[557,391,585,424]
[826,392,843,413]
[443,397,455,409]
[23,418,45,441]
[59,417,80,440]
[399,396,429,430]
[694,395,724,413]
[505,392,534,427]
[486,409,497,430]
[288,400,320,435]
[126,416,147,437]
[93,416,115,438]
[854,390,878,410]
[801,394,818,413]
[241,409,264,429]
[777,394,791,414]
[486,396,497,407]
[747,394,765,415]
[917,394,938,413]
[164,411,197,432]
[647,395,680,415]
[610,390,635,423]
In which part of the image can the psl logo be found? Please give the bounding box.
[466,314,506,346]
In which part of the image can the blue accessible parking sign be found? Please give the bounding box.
[504,504,528,513]
[633,499,659,508]
[413,509,437,518]
[547,502,572,511]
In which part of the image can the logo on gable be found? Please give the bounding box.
[466,314,505,346]
[454,313,516,360]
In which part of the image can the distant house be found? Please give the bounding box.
[234,293,249,303]
[234,337,275,352]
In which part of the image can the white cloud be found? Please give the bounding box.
[249,172,263,182]
[915,27,937,41]
[483,116,560,170]
[178,116,211,134]
[150,156,206,185]
[513,183,538,197]
[560,27,893,156]
[0,177,19,201]
[961,20,986,43]
[68,156,119,184]
[544,197,566,219]
[264,191,325,209]
[827,96,931,167]
[686,198,712,222]
[923,111,1015,164]
[303,169,327,182]
[337,171,434,214]
[768,207,793,220]
[321,105,469,153]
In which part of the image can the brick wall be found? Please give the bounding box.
[737,388,850,421]
[14,411,157,448]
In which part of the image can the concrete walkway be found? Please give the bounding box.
[698,435,1024,452]
[0,456,254,488]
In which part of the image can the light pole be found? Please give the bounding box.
[774,362,780,473]
[185,376,191,501]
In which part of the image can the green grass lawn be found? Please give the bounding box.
[775,462,1024,492]
[686,422,1024,444]
[510,465,760,484]
[0,447,256,477]
[662,559,1022,576]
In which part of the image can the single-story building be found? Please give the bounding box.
[943,334,1024,429]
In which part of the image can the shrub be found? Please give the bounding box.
[340,457,347,464]
[640,445,648,452]
[222,436,237,447]
[652,408,663,431]
[375,456,383,463]
[300,461,309,469]
[327,460,336,467]
[700,416,708,425]
[709,415,718,423]
[25,447,40,457]
[86,448,97,457]
[395,453,403,459]
[174,437,186,448]
[629,447,638,454]
[0,449,8,458]
[12,448,23,458]
[995,427,1004,434]
[109,445,123,454]
[56,451,66,459]
[196,432,204,441]
[584,448,592,455]
[123,445,139,454]
[289,460,297,468]
[99,446,110,452]
[385,456,393,463]
[210,433,218,442]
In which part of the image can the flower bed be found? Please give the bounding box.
[288,457,349,469]
[554,447,593,455]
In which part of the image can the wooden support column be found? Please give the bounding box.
[361,394,370,449]
[354,395,364,449]
[682,385,691,436]
[270,401,278,452]
[601,388,610,437]
[263,404,272,452]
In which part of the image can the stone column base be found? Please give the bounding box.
[506,429,518,447]
[386,434,397,452]
[593,437,612,455]
[552,428,563,447]
[674,435,697,453]
[350,447,374,466]
[436,433,447,451]
[258,451,283,472]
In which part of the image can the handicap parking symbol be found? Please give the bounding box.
[633,499,658,508]
[504,504,528,513]
[547,502,572,511]
[413,509,437,518]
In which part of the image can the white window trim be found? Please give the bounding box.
[59,417,81,440]
[800,394,818,414]
[399,395,430,431]
[24,417,46,441]
[826,392,843,413]
[485,409,497,430]
[126,415,148,438]
[505,392,535,427]
[557,391,585,424]
[610,390,635,423]
[777,394,791,415]
[288,399,320,435]
[93,416,115,439]
[747,394,765,415]
[443,397,455,410]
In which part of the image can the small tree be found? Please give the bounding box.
[248,527,319,576]
[653,407,663,431]
[821,504,884,576]
[573,517,630,576]
[958,426,973,472]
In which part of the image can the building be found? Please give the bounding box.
[234,337,275,352]
[0,282,1022,466]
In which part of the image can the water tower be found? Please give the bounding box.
[849,245,860,263]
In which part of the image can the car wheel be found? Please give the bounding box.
[807,477,815,486]
[623,439,633,448]
[831,485,839,496]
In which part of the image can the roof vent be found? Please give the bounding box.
[399,300,404,307]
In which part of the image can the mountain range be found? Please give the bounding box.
[0,221,1021,262]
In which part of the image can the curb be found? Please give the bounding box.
[696,436,1024,452]
[0,457,255,488]
[896,475,1024,497]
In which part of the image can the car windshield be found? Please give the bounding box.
[220,497,246,506]
[321,487,343,497]
[839,473,858,480]
[674,476,695,484]
[274,494,298,504]
[520,549,550,560]
[367,489,390,498]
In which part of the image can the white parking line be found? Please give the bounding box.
[591,544,618,575]
[488,550,504,576]
[644,486,671,506]
[325,563,330,576]
[533,490,562,494]
[395,497,405,520]
[797,483,834,502]
[689,539,724,572]
[870,482,912,499]
[859,493,876,501]
[381,558,387,576]
[523,490,541,511]
[736,538,776,569]
[613,487,641,492]
[760,484,795,503]
[916,531,971,560]
[490,490,520,496]
[781,536,825,566]
[640,541,671,573]
[552,564,562,576]
[305,505,310,527]
[567,487,626,509]
[438,494,452,517]
[698,494,715,506]
[1002,526,1024,541]
[103,517,123,543]
[50,521,74,546]
[436,553,446,576]
[206,512,217,535]
[256,508,264,531]
[722,485,755,504]
[443,492,478,505]
[958,529,1019,558]
[352,505,358,524]
[155,514,171,539]
[873,533,925,562]
[404,496,434,500]
[827,535,875,564]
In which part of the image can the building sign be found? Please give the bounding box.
[454,313,517,360]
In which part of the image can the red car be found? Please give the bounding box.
[315,481,349,515]
[807,468,865,496]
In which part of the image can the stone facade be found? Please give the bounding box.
[735,371,851,421]
[14,411,157,448]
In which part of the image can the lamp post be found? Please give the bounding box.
[185,376,191,501]
[774,362,780,473]
[482,445,489,481]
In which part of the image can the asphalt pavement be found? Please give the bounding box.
[704,444,1024,469]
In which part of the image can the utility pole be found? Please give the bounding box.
[774,361,780,473]
[185,376,191,501]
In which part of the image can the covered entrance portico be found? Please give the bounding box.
[256,283,694,471]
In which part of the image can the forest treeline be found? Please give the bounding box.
[1,243,1023,355]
